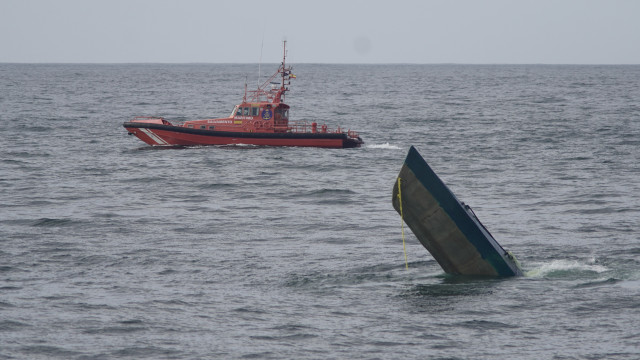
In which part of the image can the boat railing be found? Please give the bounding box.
[284,120,359,138]
[131,116,172,125]
[133,116,165,121]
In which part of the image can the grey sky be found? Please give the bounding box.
[1,0,639,64]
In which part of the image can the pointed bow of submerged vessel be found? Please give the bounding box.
[123,41,363,149]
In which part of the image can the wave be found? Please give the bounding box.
[31,218,73,227]
[306,188,356,196]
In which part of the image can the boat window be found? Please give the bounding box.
[243,107,250,116]
[209,125,215,130]
[200,125,206,129]
[187,124,194,128]
[283,109,289,119]
[251,107,259,116]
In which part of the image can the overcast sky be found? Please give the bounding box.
[1,0,639,64]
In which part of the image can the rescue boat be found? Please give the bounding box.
[123,41,363,148]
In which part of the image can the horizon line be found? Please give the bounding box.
[2,61,639,66]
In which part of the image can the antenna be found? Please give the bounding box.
[281,40,287,89]
[258,35,264,90]
[243,75,248,102]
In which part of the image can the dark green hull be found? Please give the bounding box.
[392,146,522,276]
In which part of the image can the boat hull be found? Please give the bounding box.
[123,122,363,148]
[392,146,522,276]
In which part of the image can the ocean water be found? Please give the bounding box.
[1,63,639,359]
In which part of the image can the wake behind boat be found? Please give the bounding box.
[123,42,363,148]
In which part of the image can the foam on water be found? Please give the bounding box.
[525,258,610,278]
[365,142,401,150]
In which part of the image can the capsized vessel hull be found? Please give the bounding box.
[392,146,522,276]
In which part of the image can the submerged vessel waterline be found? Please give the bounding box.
[123,42,363,148]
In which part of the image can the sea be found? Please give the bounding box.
[1,63,639,359]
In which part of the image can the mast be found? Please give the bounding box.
[246,40,292,104]
[281,40,287,90]
[243,76,248,102]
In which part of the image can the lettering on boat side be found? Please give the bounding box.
[207,119,232,124]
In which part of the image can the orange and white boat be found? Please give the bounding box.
[123,42,363,148]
